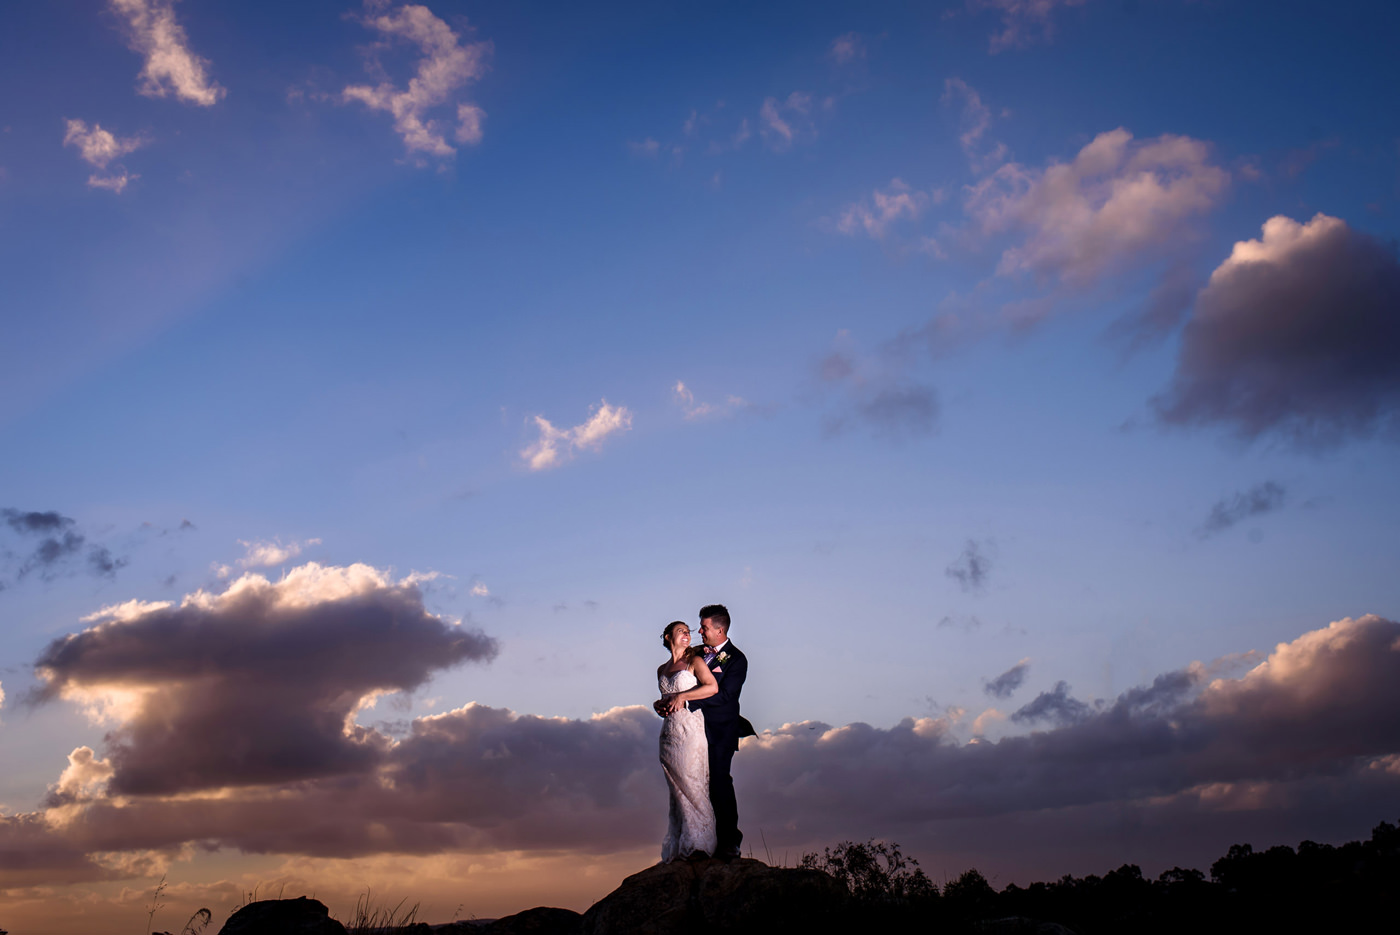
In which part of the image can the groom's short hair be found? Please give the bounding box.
[699,604,730,632]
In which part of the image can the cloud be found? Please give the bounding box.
[966,128,1228,289]
[30,562,498,796]
[62,119,145,193]
[829,32,867,65]
[1199,482,1287,537]
[343,2,492,162]
[673,381,756,421]
[818,347,940,441]
[946,539,993,593]
[521,400,633,471]
[1155,213,1400,448]
[107,0,226,106]
[1010,680,1094,726]
[235,537,323,569]
[628,137,661,157]
[7,614,1400,888]
[971,0,1088,53]
[759,92,815,151]
[834,179,937,240]
[943,78,1008,172]
[984,658,1031,699]
[1,508,128,581]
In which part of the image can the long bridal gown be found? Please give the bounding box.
[658,667,717,862]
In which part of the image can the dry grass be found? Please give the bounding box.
[342,889,421,935]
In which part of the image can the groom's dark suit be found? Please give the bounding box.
[688,640,753,857]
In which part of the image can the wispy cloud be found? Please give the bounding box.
[946,538,994,594]
[984,658,1031,699]
[1010,679,1094,726]
[818,337,940,441]
[1199,483,1287,537]
[829,32,867,65]
[834,178,941,240]
[942,78,1008,173]
[62,119,145,193]
[343,2,492,162]
[107,0,225,106]
[759,92,816,151]
[970,0,1089,53]
[1,508,129,582]
[521,400,633,471]
[673,381,756,421]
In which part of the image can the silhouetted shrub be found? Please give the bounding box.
[799,838,937,903]
[799,818,1400,935]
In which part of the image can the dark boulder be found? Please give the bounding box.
[428,907,583,934]
[581,857,847,935]
[216,897,348,935]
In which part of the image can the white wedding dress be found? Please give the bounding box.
[659,668,717,862]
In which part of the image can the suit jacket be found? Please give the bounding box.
[689,641,755,742]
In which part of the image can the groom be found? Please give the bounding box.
[685,603,753,859]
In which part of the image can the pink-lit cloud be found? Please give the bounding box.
[107,0,226,106]
[521,400,633,471]
[966,128,1229,288]
[759,92,816,151]
[970,0,1089,53]
[829,32,867,65]
[342,3,492,162]
[62,119,145,193]
[834,179,941,240]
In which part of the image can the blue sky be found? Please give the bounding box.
[3,1,1400,930]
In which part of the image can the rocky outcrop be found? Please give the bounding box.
[580,857,847,935]
[427,906,584,934]
[216,896,348,935]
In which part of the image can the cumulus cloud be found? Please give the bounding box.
[1155,213,1400,448]
[971,0,1088,53]
[829,32,867,65]
[107,0,225,106]
[759,92,815,151]
[966,128,1228,289]
[1199,482,1286,537]
[834,179,939,240]
[946,539,993,593]
[984,658,1031,699]
[30,562,498,796]
[343,2,492,162]
[1,508,128,581]
[62,119,145,193]
[521,400,633,471]
[6,614,1400,887]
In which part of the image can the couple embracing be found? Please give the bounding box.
[654,603,755,862]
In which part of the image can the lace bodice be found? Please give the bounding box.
[659,667,698,696]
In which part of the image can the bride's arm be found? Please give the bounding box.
[663,657,718,714]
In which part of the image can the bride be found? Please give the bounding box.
[656,620,719,861]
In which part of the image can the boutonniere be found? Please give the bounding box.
[716,651,730,664]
